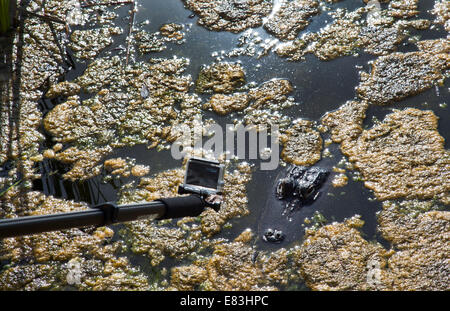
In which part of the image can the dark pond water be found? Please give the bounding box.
[29,0,449,275]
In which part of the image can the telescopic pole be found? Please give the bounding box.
[0,194,206,239]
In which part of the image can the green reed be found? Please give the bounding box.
[0,0,10,34]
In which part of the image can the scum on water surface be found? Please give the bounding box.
[0,0,449,290]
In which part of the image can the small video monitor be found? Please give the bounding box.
[181,157,224,195]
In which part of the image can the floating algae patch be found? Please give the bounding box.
[432,0,450,32]
[275,7,366,61]
[204,92,250,115]
[302,210,328,232]
[387,0,419,18]
[45,81,81,99]
[377,200,449,290]
[121,217,207,267]
[103,157,150,178]
[134,23,185,54]
[416,38,450,56]
[50,145,113,182]
[221,0,432,62]
[291,199,449,291]
[69,27,123,60]
[263,0,319,41]
[247,78,293,109]
[359,18,432,56]
[169,229,297,290]
[243,78,295,128]
[134,30,167,54]
[0,255,153,291]
[195,62,246,94]
[200,76,296,127]
[356,49,449,105]
[331,172,348,188]
[321,100,369,144]
[86,197,449,291]
[326,108,450,204]
[0,262,68,290]
[118,168,185,205]
[159,23,185,41]
[274,4,432,61]
[359,25,404,57]
[183,0,273,33]
[280,120,322,166]
[3,10,208,292]
[293,215,392,291]
[274,38,309,61]
[306,8,365,61]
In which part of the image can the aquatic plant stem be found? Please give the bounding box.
[125,0,136,67]
[0,179,22,198]
[0,0,10,34]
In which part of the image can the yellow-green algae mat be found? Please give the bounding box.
[0,0,449,290]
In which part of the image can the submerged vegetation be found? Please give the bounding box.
[0,0,449,291]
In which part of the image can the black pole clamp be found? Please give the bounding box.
[93,202,119,226]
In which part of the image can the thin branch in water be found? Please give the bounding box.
[80,1,133,8]
[125,0,135,67]
[18,7,66,24]
[46,20,74,70]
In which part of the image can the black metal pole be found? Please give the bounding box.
[0,209,106,238]
[115,201,166,223]
[0,195,206,239]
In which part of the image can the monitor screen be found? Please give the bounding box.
[185,159,221,190]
